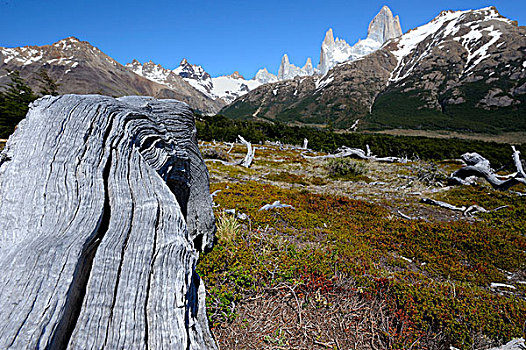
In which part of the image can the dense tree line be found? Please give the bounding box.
[196,114,524,167]
[0,69,59,138]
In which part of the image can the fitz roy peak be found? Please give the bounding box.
[318,5,402,74]
[265,5,403,81]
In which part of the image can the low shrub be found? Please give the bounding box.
[325,158,368,180]
[201,147,230,161]
[216,212,241,243]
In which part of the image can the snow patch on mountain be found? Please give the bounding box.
[127,58,267,104]
[389,6,511,82]
[211,75,262,104]
[1,37,84,73]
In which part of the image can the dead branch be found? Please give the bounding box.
[238,135,255,168]
[420,198,508,217]
[203,136,255,168]
[301,145,407,163]
[259,201,295,211]
[397,210,415,220]
[448,146,526,191]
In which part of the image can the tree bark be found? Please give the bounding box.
[0,95,217,349]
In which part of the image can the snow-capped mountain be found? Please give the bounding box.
[277,55,318,80]
[222,6,526,133]
[127,59,266,104]
[257,5,402,81]
[0,37,224,114]
[318,6,402,75]
[172,58,214,96]
[254,68,278,84]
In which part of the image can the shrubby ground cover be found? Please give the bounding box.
[198,140,526,350]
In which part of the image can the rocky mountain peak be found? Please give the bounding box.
[278,54,316,81]
[318,6,402,74]
[174,58,211,81]
[302,57,315,75]
[255,68,278,84]
[228,71,245,79]
[323,28,335,48]
[367,5,403,44]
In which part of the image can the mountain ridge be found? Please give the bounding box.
[221,6,526,134]
[0,37,224,114]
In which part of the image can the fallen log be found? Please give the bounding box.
[421,198,508,217]
[0,95,217,349]
[301,145,407,163]
[448,146,526,191]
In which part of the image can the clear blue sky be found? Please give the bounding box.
[1,0,524,78]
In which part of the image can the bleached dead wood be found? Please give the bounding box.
[204,136,255,168]
[448,147,526,190]
[259,200,295,211]
[0,95,217,349]
[420,198,508,217]
[397,210,415,220]
[350,119,359,131]
[239,135,255,168]
[301,145,407,163]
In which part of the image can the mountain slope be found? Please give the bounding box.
[222,7,526,133]
[370,7,526,132]
[0,37,222,114]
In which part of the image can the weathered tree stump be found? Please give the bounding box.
[0,95,217,349]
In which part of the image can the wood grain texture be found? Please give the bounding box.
[0,95,217,349]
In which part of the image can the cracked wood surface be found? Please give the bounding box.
[0,95,217,349]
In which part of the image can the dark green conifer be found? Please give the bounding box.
[35,69,60,96]
[0,70,37,138]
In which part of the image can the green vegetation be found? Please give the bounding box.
[35,69,60,96]
[0,70,37,138]
[0,69,60,139]
[198,179,526,349]
[196,114,524,167]
[199,141,526,349]
[324,158,369,181]
[368,68,526,134]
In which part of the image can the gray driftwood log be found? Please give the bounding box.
[301,145,407,163]
[448,147,526,191]
[0,95,217,349]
